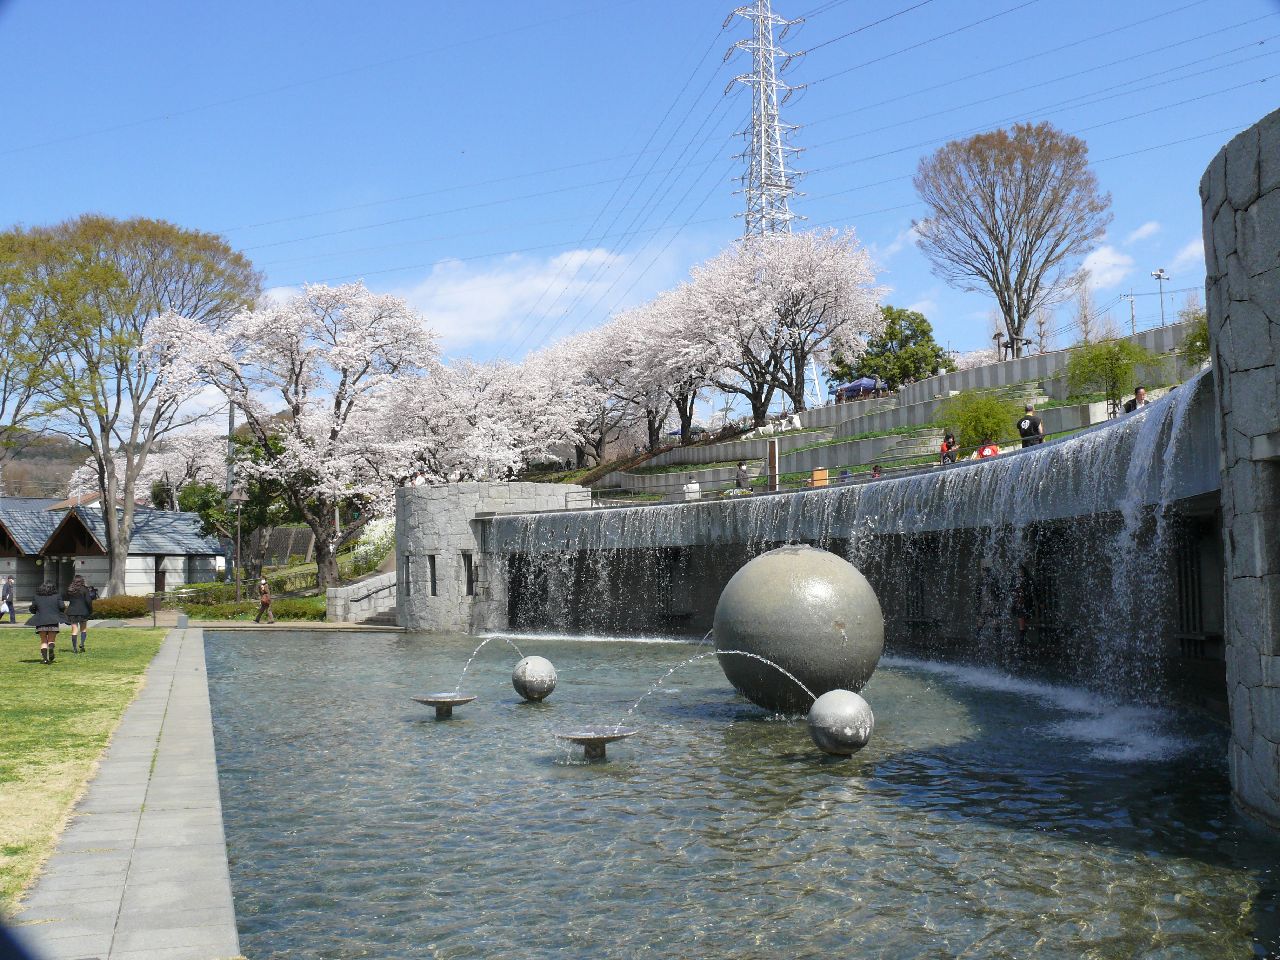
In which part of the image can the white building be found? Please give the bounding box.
[0,498,222,599]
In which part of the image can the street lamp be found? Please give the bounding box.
[229,486,249,602]
[1151,268,1170,327]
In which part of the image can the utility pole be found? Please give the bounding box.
[226,401,235,495]
[1151,268,1170,327]
[1128,292,1136,336]
[727,0,802,237]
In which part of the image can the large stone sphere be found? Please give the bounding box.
[807,689,875,755]
[713,545,884,713]
[512,656,557,702]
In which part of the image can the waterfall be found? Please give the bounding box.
[495,372,1217,698]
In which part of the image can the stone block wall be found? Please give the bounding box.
[396,482,588,632]
[327,571,397,623]
[1201,108,1280,829]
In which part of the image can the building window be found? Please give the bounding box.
[427,555,438,597]
[402,553,413,597]
[462,552,476,597]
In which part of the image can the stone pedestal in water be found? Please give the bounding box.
[1203,107,1280,829]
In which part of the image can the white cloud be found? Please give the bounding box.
[391,248,631,354]
[1124,221,1161,245]
[1081,245,1134,290]
[875,225,920,264]
[1169,238,1205,274]
[905,298,938,318]
[261,285,301,305]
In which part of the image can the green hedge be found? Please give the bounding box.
[180,596,327,621]
[91,595,151,619]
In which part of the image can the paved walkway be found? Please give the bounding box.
[10,628,241,960]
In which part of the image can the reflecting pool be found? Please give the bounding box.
[206,631,1280,959]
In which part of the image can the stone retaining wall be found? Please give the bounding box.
[895,321,1196,408]
[1202,107,1280,829]
[327,571,397,623]
[396,482,589,632]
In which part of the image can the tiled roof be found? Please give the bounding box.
[75,507,223,556]
[0,501,63,554]
[0,499,222,557]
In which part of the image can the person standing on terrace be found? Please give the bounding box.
[1017,404,1045,448]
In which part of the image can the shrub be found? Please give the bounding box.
[179,595,327,621]
[1181,315,1210,367]
[1065,339,1155,413]
[91,595,151,619]
[936,390,1023,448]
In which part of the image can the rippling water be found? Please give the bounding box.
[206,631,1280,959]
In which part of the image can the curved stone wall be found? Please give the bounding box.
[1202,108,1280,828]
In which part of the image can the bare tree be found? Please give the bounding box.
[1074,283,1096,345]
[913,122,1111,358]
[1033,307,1053,354]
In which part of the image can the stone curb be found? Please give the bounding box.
[10,628,241,960]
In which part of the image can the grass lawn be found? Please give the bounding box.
[0,626,166,914]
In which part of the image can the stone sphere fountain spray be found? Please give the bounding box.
[713,545,884,714]
[512,656,557,702]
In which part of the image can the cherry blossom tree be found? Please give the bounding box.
[688,229,883,420]
[369,359,579,485]
[153,282,438,589]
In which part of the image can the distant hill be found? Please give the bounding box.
[2,432,85,497]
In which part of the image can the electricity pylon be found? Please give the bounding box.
[725,0,803,237]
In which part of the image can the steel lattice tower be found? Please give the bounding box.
[726,0,803,237]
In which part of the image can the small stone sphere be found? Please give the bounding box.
[713,545,884,713]
[807,689,875,756]
[512,656,557,702]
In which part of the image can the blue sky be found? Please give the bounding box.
[3,0,1277,364]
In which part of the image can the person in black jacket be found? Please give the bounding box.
[63,575,93,654]
[2,576,15,624]
[28,582,66,664]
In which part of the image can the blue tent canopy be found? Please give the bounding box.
[831,376,886,396]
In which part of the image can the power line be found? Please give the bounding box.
[269,121,1253,292]
[806,0,1048,86]
[498,23,737,357]
[0,0,646,160]
[803,0,1222,127]
[802,39,1279,158]
[796,0,937,55]
[225,6,1258,260]
[804,73,1275,179]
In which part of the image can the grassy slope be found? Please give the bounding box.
[0,627,166,913]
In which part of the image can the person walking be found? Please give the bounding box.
[734,461,751,491]
[1,576,14,624]
[682,476,701,502]
[28,582,66,664]
[63,574,93,653]
[1017,403,1045,448]
[253,577,275,624]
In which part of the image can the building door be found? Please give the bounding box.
[154,557,166,594]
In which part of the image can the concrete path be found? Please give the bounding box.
[10,628,241,960]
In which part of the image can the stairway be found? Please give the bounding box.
[359,604,399,627]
